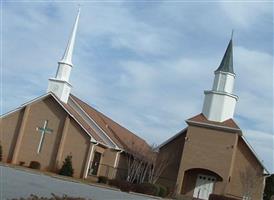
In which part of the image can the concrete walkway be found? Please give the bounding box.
[0,166,158,200]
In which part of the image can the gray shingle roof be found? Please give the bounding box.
[215,39,234,74]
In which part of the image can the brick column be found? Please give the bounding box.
[11,105,31,164]
[55,115,70,169]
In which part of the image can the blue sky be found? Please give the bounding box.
[2,1,273,172]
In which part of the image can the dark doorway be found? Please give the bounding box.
[90,152,101,176]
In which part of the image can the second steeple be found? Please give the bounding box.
[202,38,238,122]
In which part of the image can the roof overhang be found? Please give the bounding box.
[156,128,187,150]
[0,92,105,146]
[186,119,242,135]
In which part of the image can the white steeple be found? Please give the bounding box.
[47,8,80,103]
[202,39,238,122]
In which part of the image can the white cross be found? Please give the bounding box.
[36,120,53,154]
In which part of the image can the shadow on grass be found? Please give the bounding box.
[9,194,91,200]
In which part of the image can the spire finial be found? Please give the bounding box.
[59,8,81,66]
[231,29,234,40]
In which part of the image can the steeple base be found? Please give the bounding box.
[47,78,72,103]
[202,90,238,122]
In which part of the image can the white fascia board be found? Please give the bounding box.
[241,135,270,174]
[0,93,51,118]
[69,96,120,150]
[156,128,187,150]
[1,92,98,144]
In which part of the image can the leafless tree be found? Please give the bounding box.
[126,142,152,184]
[147,149,172,184]
[125,143,172,185]
[240,166,263,199]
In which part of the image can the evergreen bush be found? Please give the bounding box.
[29,161,41,169]
[59,155,74,177]
[155,184,168,197]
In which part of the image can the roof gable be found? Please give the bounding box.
[0,93,99,144]
[186,113,240,131]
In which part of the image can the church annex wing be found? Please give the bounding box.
[1,92,151,154]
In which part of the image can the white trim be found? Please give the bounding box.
[0,92,98,143]
[84,142,98,178]
[214,70,236,78]
[1,93,50,118]
[58,61,73,67]
[114,150,123,168]
[204,90,238,100]
[241,135,269,174]
[48,78,72,87]
[69,95,120,149]
[156,128,187,150]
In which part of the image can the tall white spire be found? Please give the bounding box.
[59,7,81,66]
[47,8,81,103]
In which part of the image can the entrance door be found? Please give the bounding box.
[90,152,101,176]
[193,174,216,200]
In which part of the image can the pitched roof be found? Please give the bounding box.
[1,92,151,154]
[215,39,234,74]
[69,94,151,154]
[186,113,240,130]
[59,101,105,144]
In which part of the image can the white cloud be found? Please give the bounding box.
[219,1,272,28]
[2,2,273,172]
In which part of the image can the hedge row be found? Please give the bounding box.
[209,194,239,200]
[98,177,168,197]
[12,194,87,200]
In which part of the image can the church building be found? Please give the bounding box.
[1,9,269,200]
[1,9,150,181]
[156,38,269,199]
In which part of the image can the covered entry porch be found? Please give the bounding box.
[180,168,223,200]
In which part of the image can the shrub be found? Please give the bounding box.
[156,184,168,197]
[119,180,132,192]
[108,179,121,188]
[98,176,108,184]
[29,161,41,169]
[19,161,25,166]
[133,182,160,196]
[209,194,238,200]
[59,155,74,177]
[108,179,133,192]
